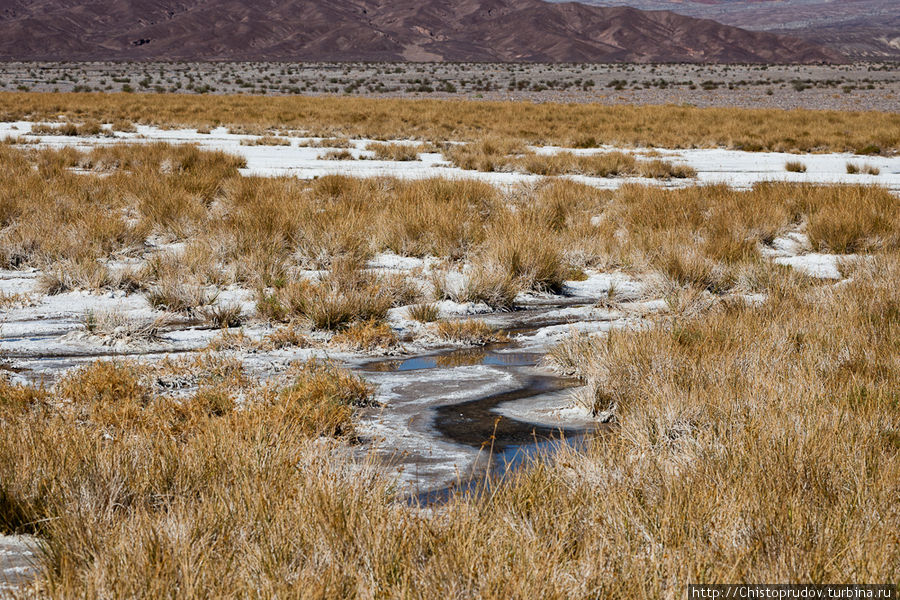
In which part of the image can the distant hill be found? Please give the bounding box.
[552,0,900,59]
[0,0,842,63]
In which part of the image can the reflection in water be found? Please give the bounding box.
[412,434,594,506]
[365,347,540,372]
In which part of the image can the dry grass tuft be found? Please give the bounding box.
[321,149,354,160]
[785,160,807,172]
[257,263,399,330]
[146,280,216,313]
[198,302,244,328]
[330,319,399,351]
[81,310,168,344]
[261,325,311,349]
[638,159,697,179]
[30,119,110,137]
[407,302,440,323]
[846,162,880,175]
[434,319,507,346]
[240,135,291,146]
[366,142,422,161]
[296,137,352,148]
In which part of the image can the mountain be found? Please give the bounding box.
[0,0,842,63]
[551,0,900,58]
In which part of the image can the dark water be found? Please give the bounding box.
[365,345,595,505]
[415,373,593,505]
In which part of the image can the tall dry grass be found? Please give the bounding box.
[1,253,898,596]
[1,138,900,594]
[541,253,900,585]
[1,92,897,153]
[446,144,697,179]
[2,144,897,311]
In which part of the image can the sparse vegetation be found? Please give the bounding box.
[785,160,807,172]
[444,144,696,179]
[846,162,880,175]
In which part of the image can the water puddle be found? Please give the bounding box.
[413,434,589,505]
[363,335,597,504]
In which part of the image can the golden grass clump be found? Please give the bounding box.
[434,319,507,345]
[330,319,399,351]
[442,137,527,171]
[785,160,807,172]
[407,302,440,322]
[846,162,880,175]
[272,359,376,435]
[800,185,899,253]
[240,135,291,146]
[366,142,422,161]
[30,119,109,137]
[321,149,354,160]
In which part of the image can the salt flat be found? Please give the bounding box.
[1,122,896,192]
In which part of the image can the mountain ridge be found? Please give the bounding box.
[548,0,900,58]
[0,0,843,63]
